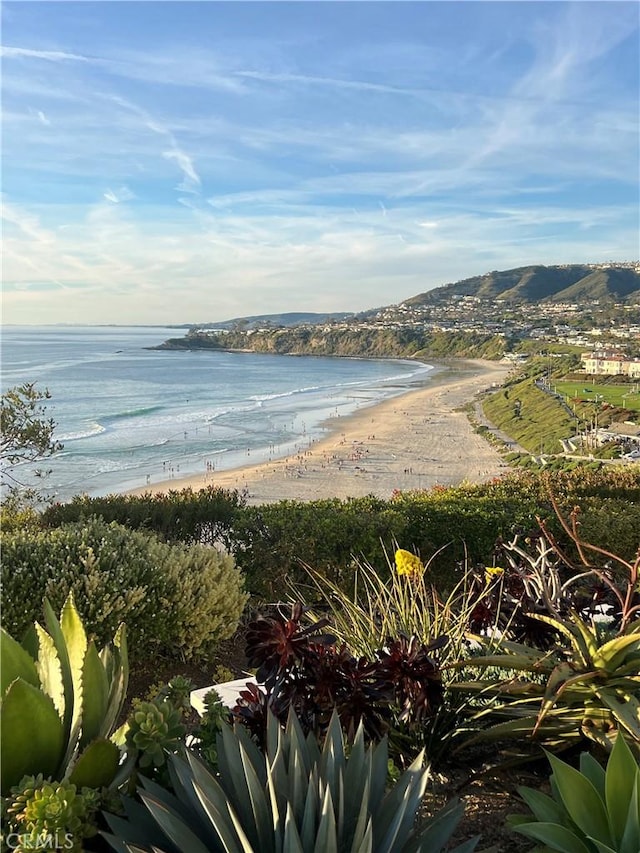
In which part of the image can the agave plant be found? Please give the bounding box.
[507,733,640,853]
[0,594,128,794]
[103,708,479,853]
[449,609,640,756]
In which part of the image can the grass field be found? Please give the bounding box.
[554,382,640,412]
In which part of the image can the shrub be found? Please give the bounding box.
[41,486,245,548]
[1,518,247,660]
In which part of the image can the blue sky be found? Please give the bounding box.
[2,1,638,325]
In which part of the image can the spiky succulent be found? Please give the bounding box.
[104,709,479,853]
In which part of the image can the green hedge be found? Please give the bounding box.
[42,485,244,548]
[36,469,640,599]
[1,518,248,661]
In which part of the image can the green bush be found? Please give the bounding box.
[1,518,247,660]
[38,469,640,599]
[41,485,245,548]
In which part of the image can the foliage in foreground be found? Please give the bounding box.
[508,733,640,853]
[1,595,128,795]
[0,383,63,500]
[103,709,478,853]
[449,506,640,758]
[234,602,446,751]
[39,468,640,598]
[0,518,248,660]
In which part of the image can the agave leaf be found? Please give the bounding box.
[42,598,76,751]
[102,803,171,853]
[234,721,268,788]
[375,751,428,851]
[588,842,617,853]
[217,723,256,841]
[595,688,640,740]
[405,788,463,853]
[547,751,613,846]
[287,708,313,778]
[370,738,388,812]
[349,776,371,853]
[290,732,308,827]
[1,628,39,694]
[320,714,343,820]
[139,791,212,853]
[592,634,640,674]
[283,803,305,853]
[141,766,224,848]
[0,678,65,793]
[619,774,640,853]
[68,737,120,787]
[300,767,319,851]
[266,707,280,761]
[101,624,129,738]
[511,821,592,853]
[377,783,413,853]
[344,730,370,846]
[579,753,606,801]
[60,592,88,707]
[605,734,639,845]
[215,788,256,853]
[516,785,567,824]
[314,786,337,853]
[100,834,132,853]
[172,752,226,846]
[81,640,110,747]
[352,818,373,853]
[267,741,287,828]
[239,740,273,853]
[35,623,65,720]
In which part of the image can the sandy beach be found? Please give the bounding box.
[127,359,512,504]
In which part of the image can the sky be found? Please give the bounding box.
[1,1,639,326]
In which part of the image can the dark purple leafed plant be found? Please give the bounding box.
[235,602,448,746]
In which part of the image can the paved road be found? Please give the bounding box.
[473,401,530,454]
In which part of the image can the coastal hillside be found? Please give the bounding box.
[192,311,354,330]
[403,263,640,307]
[155,327,507,360]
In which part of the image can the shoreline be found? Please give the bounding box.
[126,358,513,504]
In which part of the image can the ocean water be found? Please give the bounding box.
[1,326,435,502]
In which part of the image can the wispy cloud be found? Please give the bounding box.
[0,45,89,62]
[1,1,637,324]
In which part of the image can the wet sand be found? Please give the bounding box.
[127,359,512,504]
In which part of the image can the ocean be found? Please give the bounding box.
[1,326,435,502]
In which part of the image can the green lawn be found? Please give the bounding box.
[554,382,640,413]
